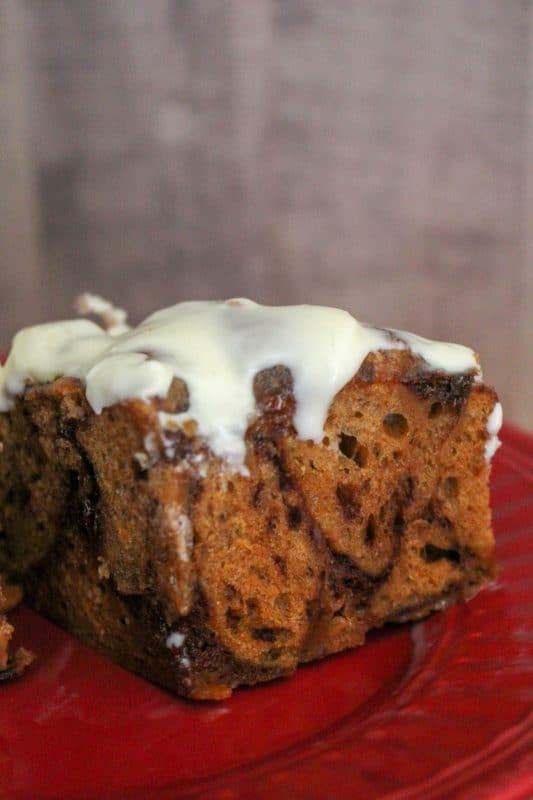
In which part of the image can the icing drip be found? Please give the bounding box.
[485,402,503,462]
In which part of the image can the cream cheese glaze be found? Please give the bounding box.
[484,401,503,462]
[0,298,483,471]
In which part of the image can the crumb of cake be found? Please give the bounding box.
[0,575,34,682]
[0,615,14,671]
[0,634,35,682]
[0,574,23,613]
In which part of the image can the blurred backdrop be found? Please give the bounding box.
[1,1,531,426]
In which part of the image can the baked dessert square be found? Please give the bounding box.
[0,298,501,699]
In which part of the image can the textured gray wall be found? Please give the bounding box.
[1,1,532,426]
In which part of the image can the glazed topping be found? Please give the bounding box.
[75,292,130,336]
[485,401,503,462]
[0,299,480,470]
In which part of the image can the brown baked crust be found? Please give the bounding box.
[0,350,497,699]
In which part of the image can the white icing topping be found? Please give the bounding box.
[166,631,191,667]
[166,631,185,649]
[390,329,482,377]
[75,292,131,336]
[0,298,481,471]
[485,401,503,462]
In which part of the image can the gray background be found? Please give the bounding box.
[1,1,531,426]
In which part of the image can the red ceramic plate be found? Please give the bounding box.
[1,425,532,800]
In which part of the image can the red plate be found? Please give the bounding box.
[1,425,532,800]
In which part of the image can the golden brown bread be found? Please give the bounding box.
[0,350,497,699]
